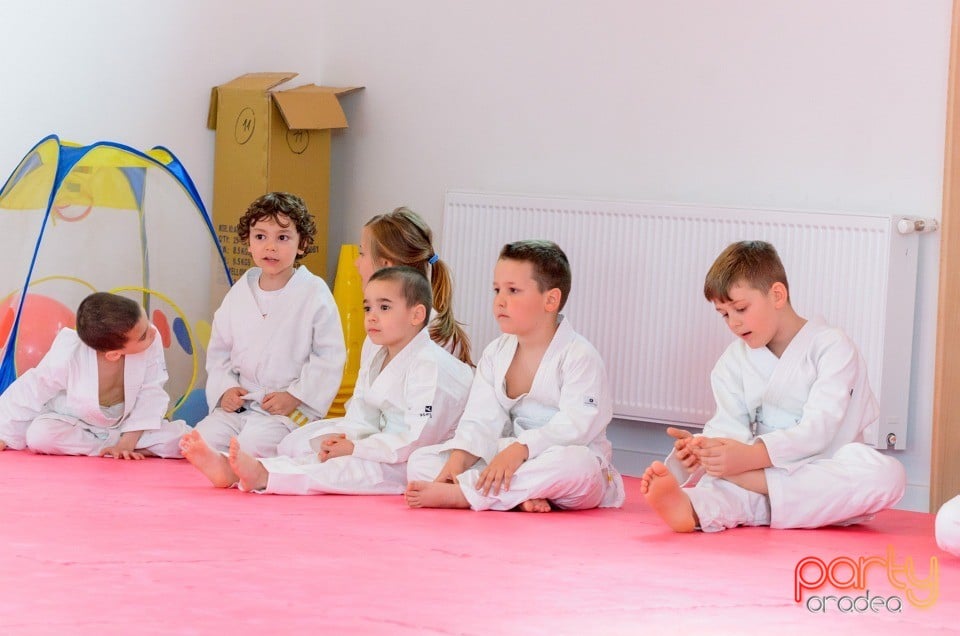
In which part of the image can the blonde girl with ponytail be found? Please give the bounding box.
[357,207,472,366]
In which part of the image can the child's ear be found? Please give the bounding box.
[544,288,562,312]
[411,303,427,326]
[104,349,123,362]
[770,282,789,308]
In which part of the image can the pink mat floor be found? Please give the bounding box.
[0,451,955,635]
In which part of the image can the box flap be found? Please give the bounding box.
[272,85,364,130]
[207,86,219,130]
[220,72,298,91]
[208,73,299,130]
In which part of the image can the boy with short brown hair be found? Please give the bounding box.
[180,267,473,494]
[0,291,187,458]
[641,240,906,532]
[405,240,624,512]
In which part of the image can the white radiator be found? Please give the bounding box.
[440,191,921,449]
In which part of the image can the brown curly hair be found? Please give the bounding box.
[237,192,316,260]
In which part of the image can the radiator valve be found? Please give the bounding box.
[896,217,939,234]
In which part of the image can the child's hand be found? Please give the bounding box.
[667,427,700,470]
[434,449,479,483]
[697,437,762,477]
[262,391,301,416]
[318,434,354,462]
[219,387,248,413]
[475,442,528,497]
[99,446,145,460]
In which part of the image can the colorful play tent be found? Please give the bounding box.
[0,135,231,423]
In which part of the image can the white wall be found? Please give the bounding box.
[1,1,951,510]
[0,0,329,207]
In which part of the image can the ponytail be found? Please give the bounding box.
[366,207,473,366]
[428,259,473,366]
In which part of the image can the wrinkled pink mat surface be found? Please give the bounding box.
[0,451,955,635]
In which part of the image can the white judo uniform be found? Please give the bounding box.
[666,317,906,532]
[407,317,625,511]
[0,328,186,457]
[195,266,346,457]
[935,495,960,556]
[277,310,461,457]
[257,327,473,495]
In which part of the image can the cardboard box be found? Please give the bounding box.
[207,72,362,288]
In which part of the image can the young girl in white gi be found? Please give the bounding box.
[276,206,472,457]
[936,495,960,556]
[0,292,187,458]
[193,193,346,458]
[405,240,625,512]
[640,240,906,532]
[180,266,473,494]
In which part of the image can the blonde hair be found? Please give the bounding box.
[704,240,789,303]
[365,207,472,365]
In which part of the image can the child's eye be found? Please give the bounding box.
[279,235,290,241]
[253,233,265,240]
[363,306,371,313]
[380,304,391,311]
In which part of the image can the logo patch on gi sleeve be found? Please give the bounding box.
[583,396,598,408]
[419,405,433,418]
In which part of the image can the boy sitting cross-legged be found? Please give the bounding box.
[641,240,906,532]
[405,240,625,512]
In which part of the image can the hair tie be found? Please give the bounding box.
[428,253,439,265]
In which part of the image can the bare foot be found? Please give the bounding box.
[640,461,697,532]
[519,498,551,513]
[405,480,471,509]
[228,438,268,491]
[179,429,238,488]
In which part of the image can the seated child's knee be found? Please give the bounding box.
[862,446,906,497]
[553,445,601,478]
[405,446,441,482]
[24,419,64,453]
[936,499,960,555]
[882,456,907,497]
[838,443,906,501]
